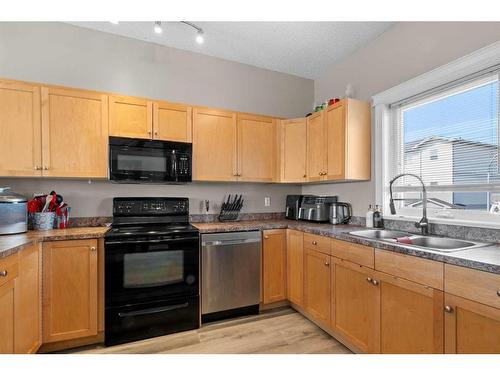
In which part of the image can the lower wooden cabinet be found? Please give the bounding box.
[304,248,331,326]
[286,229,304,307]
[42,239,98,343]
[331,257,379,353]
[0,244,41,354]
[14,244,41,354]
[262,230,287,304]
[0,280,15,353]
[444,293,500,353]
[378,272,444,354]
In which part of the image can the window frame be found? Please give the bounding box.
[373,43,500,229]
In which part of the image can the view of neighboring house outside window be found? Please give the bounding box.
[388,73,499,218]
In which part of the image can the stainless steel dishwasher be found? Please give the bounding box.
[201,231,261,322]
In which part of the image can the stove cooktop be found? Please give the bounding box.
[105,223,199,239]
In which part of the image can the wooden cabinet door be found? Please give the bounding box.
[444,293,500,353]
[304,248,331,326]
[153,101,192,142]
[14,244,41,354]
[237,114,276,182]
[306,111,326,182]
[325,102,345,180]
[286,229,304,307]
[331,258,380,353]
[0,80,42,176]
[262,229,287,304]
[42,240,98,343]
[280,118,307,182]
[0,280,15,353]
[192,107,237,181]
[109,95,153,139]
[41,87,108,178]
[378,272,444,354]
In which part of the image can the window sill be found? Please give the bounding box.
[384,213,500,230]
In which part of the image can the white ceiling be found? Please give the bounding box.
[66,22,394,79]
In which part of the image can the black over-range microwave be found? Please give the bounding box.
[109,136,192,183]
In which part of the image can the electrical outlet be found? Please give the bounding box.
[264,197,271,207]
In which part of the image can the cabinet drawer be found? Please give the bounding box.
[331,239,374,268]
[303,233,330,255]
[445,264,500,309]
[0,253,19,288]
[375,250,443,290]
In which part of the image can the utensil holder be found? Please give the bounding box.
[33,212,56,231]
[218,201,243,222]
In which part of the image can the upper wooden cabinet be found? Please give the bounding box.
[262,229,287,304]
[109,95,152,139]
[237,114,277,182]
[279,118,307,183]
[41,87,109,178]
[153,101,192,142]
[192,107,237,181]
[42,239,98,343]
[192,108,278,182]
[300,98,371,183]
[306,111,326,182]
[325,99,371,181]
[0,80,42,177]
[110,96,192,143]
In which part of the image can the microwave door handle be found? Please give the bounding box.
[118,302,189,318]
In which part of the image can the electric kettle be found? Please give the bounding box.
[329,202,352,225]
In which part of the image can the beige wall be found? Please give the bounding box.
[306,22,500,216]
[0,22,310,217]
[0,179,301,217]
[0,22,313,118]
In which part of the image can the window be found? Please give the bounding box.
[385,73,500,224]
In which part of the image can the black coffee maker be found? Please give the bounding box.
[285,195,304,220]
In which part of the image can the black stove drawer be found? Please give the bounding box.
[105,296,199,346]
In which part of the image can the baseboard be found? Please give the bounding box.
[37,332,104,353]
[260,299,290,311]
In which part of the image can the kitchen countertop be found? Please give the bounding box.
[1,220,499,275]
[193,220,500,275]
[0,226,110,259]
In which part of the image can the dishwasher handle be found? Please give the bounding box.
[202,238,261,246]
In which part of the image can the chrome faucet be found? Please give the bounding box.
[389,173,429,235]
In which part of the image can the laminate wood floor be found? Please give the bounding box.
[68,308,351,354]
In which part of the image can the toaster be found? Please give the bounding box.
[298,195,337,222]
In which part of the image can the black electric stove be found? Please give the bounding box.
[104,197,200,346]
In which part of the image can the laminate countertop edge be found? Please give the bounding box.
[0,227,110,259]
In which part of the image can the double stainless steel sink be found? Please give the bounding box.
[349,229,490,253]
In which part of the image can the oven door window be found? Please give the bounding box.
[123,251,184,288]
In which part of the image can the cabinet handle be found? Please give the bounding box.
[371,279,379,286]
[324,261,330,266]
[264,235,269,239]
[444,305,454,313]
[34,166,41,170]
[154,132,158,136]
[303,174,307,178]
[497,290,500,297]
[90,246,97,252]
[312,241,317,245]
[43,166,49,170]
[0,270,7,277]
[366,277,372,283]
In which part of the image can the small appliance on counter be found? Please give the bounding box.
[298,195,337,222]
[109,136,192,184]
[329,202,352,224]
[285,195,304,220]
[0,187,28,235]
